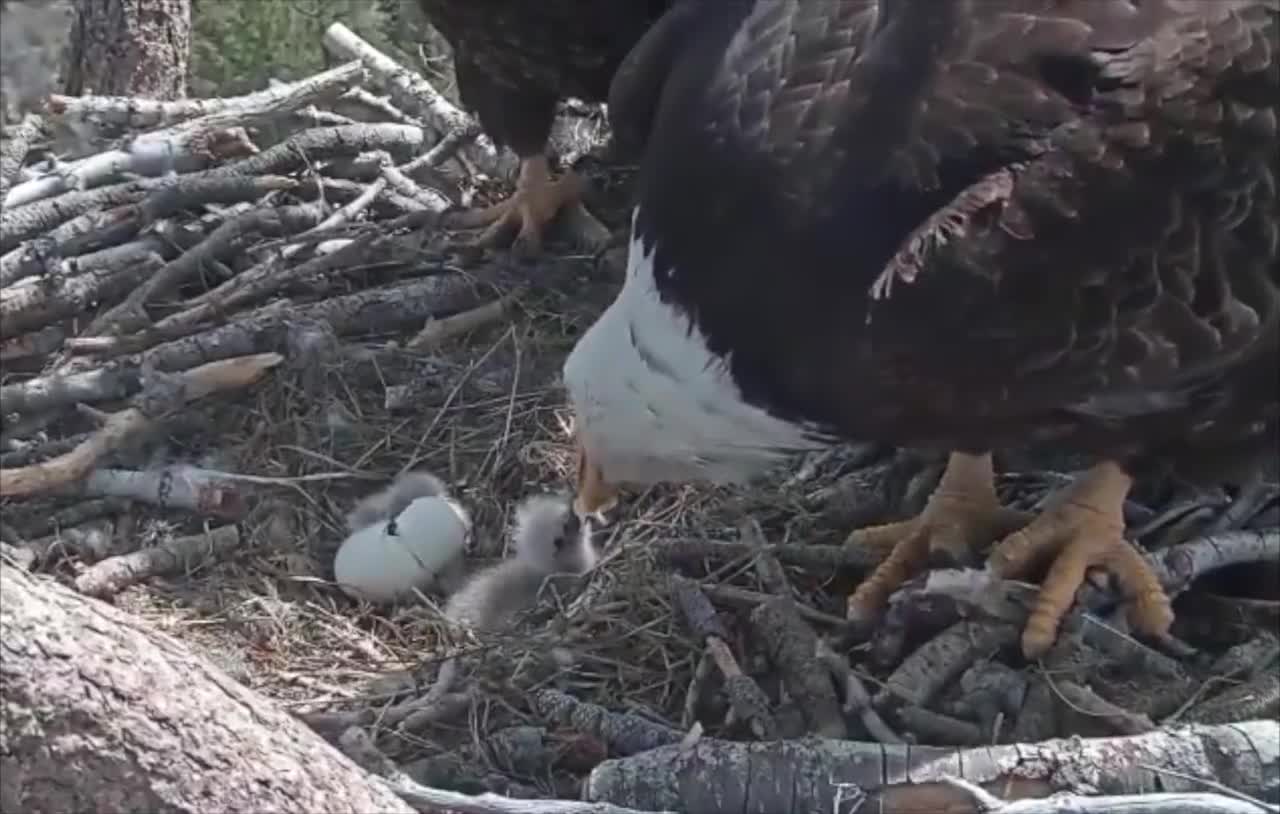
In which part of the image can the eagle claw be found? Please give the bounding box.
[449,155,583,257]
[987,462,1174,659]
[845,453,1175,660]
[845,452,1029,625]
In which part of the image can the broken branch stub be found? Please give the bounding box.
[73,523,242,599]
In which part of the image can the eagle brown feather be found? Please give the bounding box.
[581,0,1279,656]
[613,0,1278,475]
[412,0,674,254]
[415,0,672,158]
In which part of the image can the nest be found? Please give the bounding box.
[2,22,1278,814]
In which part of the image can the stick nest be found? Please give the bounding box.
[2,27,1278,808]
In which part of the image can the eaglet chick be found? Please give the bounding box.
[444,493,598,632]
[345,470,453,533]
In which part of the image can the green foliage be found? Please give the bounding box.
[189,0,411,96]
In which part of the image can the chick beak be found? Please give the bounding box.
[573,440,620,521]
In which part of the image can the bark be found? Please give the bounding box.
[61,0,191,100]
[0,114,44,198]
[750,597,847,738]
[0,325,65,364]
[46,59,363,131]
[672,576,777,739]
[0,172,300,258]
[321,22,498,173]
[585,722,1280,814]
[73,522,242,598]
[0,353,283,498]
[1,273,486,416]
[0,561,414,814]
[878,619,1022,708]
[531,690,683,757]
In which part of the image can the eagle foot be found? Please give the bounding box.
[449,154,583,257]
[845,452,1030,625]
[987,460,1174,659]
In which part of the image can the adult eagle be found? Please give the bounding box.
[564,0,1280,658]
[414,0,673,254]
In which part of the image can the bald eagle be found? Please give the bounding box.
[563,0,1280,658]
[413,0,673,254]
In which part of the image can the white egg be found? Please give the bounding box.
[332,495,469,604]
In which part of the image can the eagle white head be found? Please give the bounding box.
[562,209,829,518]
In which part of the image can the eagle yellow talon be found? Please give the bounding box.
[844,453,1175,660]
[987,460,1174,659]
[450,154,583,256]
[845,451,1030,623]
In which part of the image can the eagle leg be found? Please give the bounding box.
[987,460,1174,659]
[449,154,583,257]
[846,451,1029,625]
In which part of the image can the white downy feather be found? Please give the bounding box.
[563,207,830,489]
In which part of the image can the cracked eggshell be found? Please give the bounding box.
[333,495,469,603]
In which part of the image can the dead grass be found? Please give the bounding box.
[87,197,880,772]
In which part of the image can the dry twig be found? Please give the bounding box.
[43,60,365,136]
[73,523,241,599]
[0,353,282,497]
[749,597,847,738]
[671,575,776,738]
[321,23,498,174]
[338,727,666,814]
[531,690,682,757]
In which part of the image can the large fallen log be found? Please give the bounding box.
[0,561,414,814]
[585,722,1280,814]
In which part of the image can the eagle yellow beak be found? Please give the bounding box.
[573,439,620,519]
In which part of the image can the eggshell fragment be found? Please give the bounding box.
[333,495,469,603]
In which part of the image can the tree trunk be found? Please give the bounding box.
[0,561,414,814]
[61,0,190,99]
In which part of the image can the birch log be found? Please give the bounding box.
[585,722,1280,814]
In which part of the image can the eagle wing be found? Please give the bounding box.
[618,0,1279,456]
[419,0,665,151]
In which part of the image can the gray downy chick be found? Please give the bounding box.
[444,494,598,632]
[346,470,451,533]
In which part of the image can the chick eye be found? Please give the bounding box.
[552,535,567,551]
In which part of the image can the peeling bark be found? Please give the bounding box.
[0,562,414,814]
